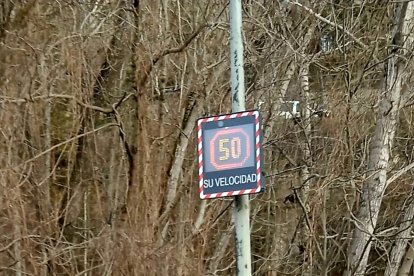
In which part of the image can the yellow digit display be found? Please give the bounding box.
[219,137,242,160]
[207,127,252,171]
[219,138,230,160]
[231,137,241,158]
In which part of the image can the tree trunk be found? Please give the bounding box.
[345,2,414,275]
[158,63,227,243]
[298,61,313,276]
[266,21,318,274]
[207,227,233,274]
[398,241,414,276]
[385,190,414,276]
[264,59,296,141]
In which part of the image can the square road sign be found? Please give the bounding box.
[197,110,264,199]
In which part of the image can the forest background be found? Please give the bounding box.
[2,0,414,275]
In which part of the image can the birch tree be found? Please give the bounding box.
[385,189,414,276]
[398,242,414,276]
[345,2,414,275]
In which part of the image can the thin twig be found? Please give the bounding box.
[24,123,117,165]
[288,1,368,50]
[0,235,41,253]
[0,94,114,114]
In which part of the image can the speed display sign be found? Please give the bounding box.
[197,110,263,199]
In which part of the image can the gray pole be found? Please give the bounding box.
[229,0,252,275]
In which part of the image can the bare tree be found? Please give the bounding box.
[2,1,414,275]
[385,188,414,276]
[345,2,414,275]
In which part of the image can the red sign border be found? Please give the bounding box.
[197,110,262,199]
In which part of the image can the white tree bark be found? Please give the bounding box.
[159,63,226,225]
[299,61,313,276]
[398,241,414,276]
[385,191,414,276]
[12,208,22,276]
[265,14,318,272]
[264,21,316,142]
[345,2,414,275]
[207,227,233,274]
[264,60,296,141]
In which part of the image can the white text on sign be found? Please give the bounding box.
[203,173,257,188]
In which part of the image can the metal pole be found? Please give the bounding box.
[229,0,252,275]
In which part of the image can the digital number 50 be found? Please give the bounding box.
[219,137,242,161]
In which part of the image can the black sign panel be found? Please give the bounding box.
[197,111,263,199]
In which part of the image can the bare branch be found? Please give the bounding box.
[0,235,40,253]
[0,94,113,113]
[386,161,414,188]
[288,1,369,50]
[23,123,117,166]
